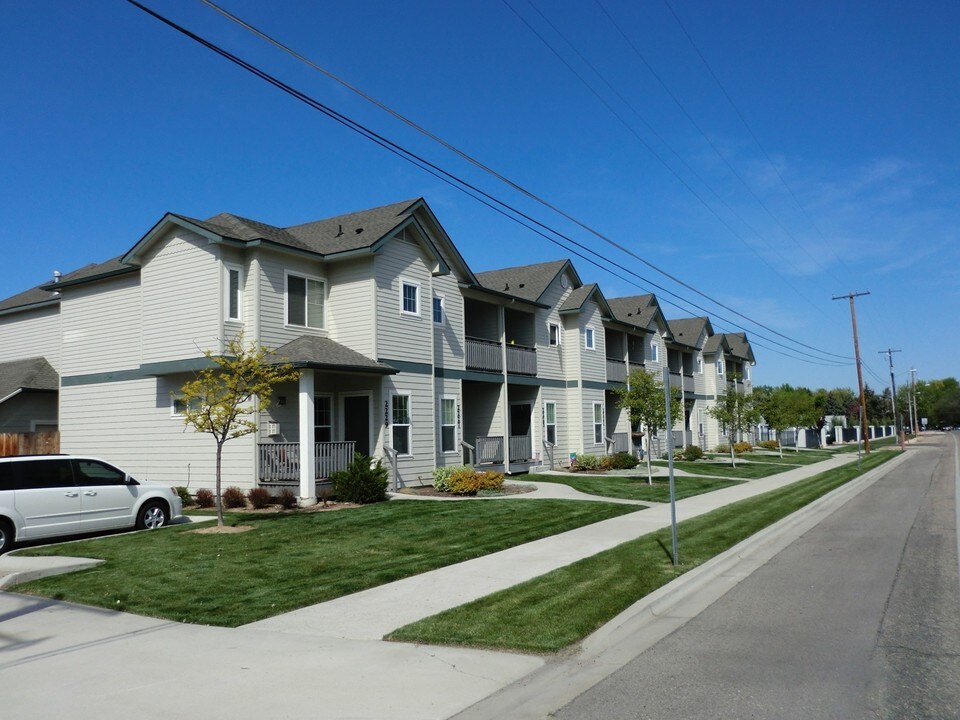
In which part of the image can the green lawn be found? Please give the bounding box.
[387,450,897,653]
[13,500,640,626]
[523,473,740,501]
[650,459,786,478]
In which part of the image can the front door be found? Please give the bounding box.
[343,395,370,457]
[509,403,532,461]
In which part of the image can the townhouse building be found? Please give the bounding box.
[0,197,755,500]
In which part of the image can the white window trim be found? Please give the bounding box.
[592,402,604,445]
[314,393,334,443]
[433,294,445,325]
[544,401,557,446]
[285,270,326,330]
[717,359,725,376]
[584,326,596,351]
[224,263,243,322]
[439,396,458,454]
[549,322,562,347]
[171,395,201,418]
[696,356,703,374]
[400,278,420,316]
[390,392,413,457]
[649,339,659,364]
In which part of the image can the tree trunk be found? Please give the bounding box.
[215,441,225,527]
[730,442,737,469]
[646,449,653,486]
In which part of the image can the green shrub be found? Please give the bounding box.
[733,442,753,454]
[571,453,602,471]
[759,440,780,450]
[247,487,273,509]
[277,487,297,510]
[222,486,247,509]
[433,464,472,492]
[682,445,704,461]
[194,488,215,508]
[331,453,389,504]
[715,444,730,454]
[448,469,504,495]
[173,486,192,506]
[601,452,639,470]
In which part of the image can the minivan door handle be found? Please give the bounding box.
[64,491,79,497]
[83,491,98,496]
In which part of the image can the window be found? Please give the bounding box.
[745,365,751,381]
[287,273,325,329]
[74,459,126,486]
[391,394,411,455]
[697,356,704,374]
[440,397,457,453]
[314,395,332,443]
[544,402,557,445]
[649,339,659,364]
[717,359,725,376]
[401,279,419,315]
[593,402,604,445]
[549,322,562,346]
[433,295,444,324]
[697,409,705,436]
[584,326,595,350]
[225,264,242,321]
[172,396,201,417]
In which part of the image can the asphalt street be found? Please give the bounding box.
[554,435,960,720]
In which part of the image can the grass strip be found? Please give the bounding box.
[387,450,897,653]
[650,460,786,478]
[14,500,640,627]
[524,473,740,501]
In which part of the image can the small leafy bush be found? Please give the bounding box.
[759,440,780,450]
[247,487,273,509]
[682,445,704,461]
[715,444,731,454]
[433,464,472,492]
[194,488,215,508]
[601,452,639,470]
[277,487,298,510]
[448,469,504,495]
[331,453,389,504]
[222,486,247,509]
[733,442,753,454]
[173,486,192,506]
[571,453,602,471]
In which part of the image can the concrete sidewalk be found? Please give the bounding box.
[0,447,915,720]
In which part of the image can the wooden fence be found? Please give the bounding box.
[0,431,60,457]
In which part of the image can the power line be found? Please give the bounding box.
[195,0,854,364]
[125,0,851,367]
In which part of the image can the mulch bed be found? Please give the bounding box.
[396,483,536,498]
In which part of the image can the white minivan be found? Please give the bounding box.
[0,455,183,554]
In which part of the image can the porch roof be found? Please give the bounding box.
[267,336,398,375]
[0,356,59,405]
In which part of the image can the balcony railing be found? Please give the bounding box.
[258,441,356,482]
[476,435,504,464]
[610,432,630,453]
[506,344,537,376]
[606,358,627,383]
[466,337,502,373]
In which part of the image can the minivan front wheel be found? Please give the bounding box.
[136,502,168,530]
[0,519,13,554]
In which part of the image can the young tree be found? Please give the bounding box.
[180,336,299,527]
[614,368,682,485]
[754,385,790,457]
[707,374,761,468]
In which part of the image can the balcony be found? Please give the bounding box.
[466,337,537,376]
[258,441,356,482]
[474,435,533,464]
[606,358,627,383]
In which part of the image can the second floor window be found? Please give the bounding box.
[584,327,595,350]
[649,339,659,364]
[401,279,419,315]
[697,357,703,374]
[287,273,325,329]
[433,295,444,324]
[549,322,561,346]
[717,359,725,376]
[225,264,242,321]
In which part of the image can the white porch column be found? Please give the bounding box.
[298,370,317,506]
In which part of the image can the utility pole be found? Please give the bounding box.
[879,348,904,449]
[910,368,918,434]
[833,292,870,453]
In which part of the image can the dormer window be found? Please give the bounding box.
[584,326,595,350]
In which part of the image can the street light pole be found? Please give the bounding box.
[910,368,918,434]
[879,348,903,449]
[833,292,870,453]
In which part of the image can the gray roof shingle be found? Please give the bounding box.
[266,336,397,375]
[0,357,59,402]
[607,295,661,330]
[666,317,712,349]
[475,260,570,303]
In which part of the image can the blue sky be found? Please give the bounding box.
[2,1,957,393]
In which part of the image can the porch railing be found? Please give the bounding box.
[610,432,629,453]
[509,435,532,462]
[606,358,627,383]
[506,344,537,376]
[258,441,356,481]
[466,337,502,373]
[476,436,504,464]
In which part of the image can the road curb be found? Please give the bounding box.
[0,555,104,590]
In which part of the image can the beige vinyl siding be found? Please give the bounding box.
[141,230,221,363]
[327,257,375,357]
[59,376,254,490]
[0,393,58,433]
[0,305,61,368]
[256,250,328,348]
[375,237,432,365]
[61,273,141,375]
[384,371,434,486]
[537,274,575,381]
[432,272,465,369]
[579,388,606,452]
[434,377,462,467]
[578,302,605,384]
[220,247,251,343]
[462,381,504,453]
[539,386,569,466]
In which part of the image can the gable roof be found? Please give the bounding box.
[475,259,576,304]
[558,283,613,317]
[666,317,713,350]
[266,336,397,375]
[724,332,756,363]
[702,333,730,355]
[0,357,59,404]
[607,294,672,338]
